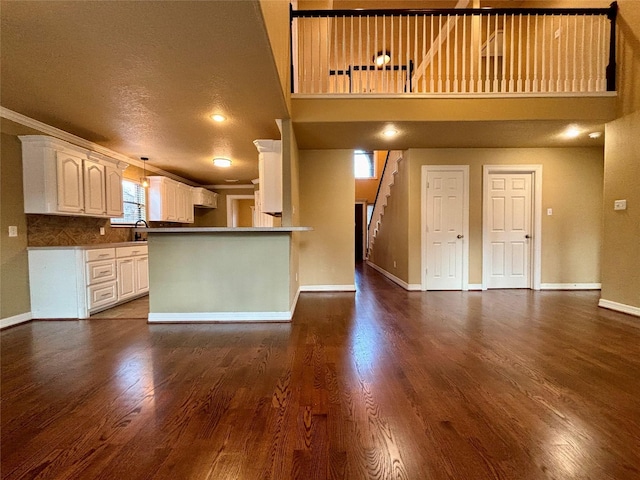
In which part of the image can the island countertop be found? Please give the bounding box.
[136,226,312,233]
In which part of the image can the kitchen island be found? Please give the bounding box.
[136,227,311,323]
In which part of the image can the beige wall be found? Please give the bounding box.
[617,1,640,117]
[258,0,291,111]
[601,110,640,309]
[367,152,410,281]
[598,2,640,311]
[370,147,604,287]
[281,119,302,304]
[355,151,386,203]
[1,132,31,319]
[299,149,355,288]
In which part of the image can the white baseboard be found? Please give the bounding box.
[467,284,483,291]
[1,312,32,329]
[541,283,602,290]
[300,285,356,292]
[148,310,293,323]
[598,299,640,317]
[366,261,421,291]
[290,287,301,316]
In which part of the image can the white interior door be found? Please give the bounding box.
[424,167,468,290]
[485,173,532,288]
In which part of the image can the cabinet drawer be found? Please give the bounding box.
[86,260,117,285]
[88,281,117,311]
[116,245,148,258]
[86,248,115,262]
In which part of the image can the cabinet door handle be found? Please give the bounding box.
[98,254,110,258]
[131,251,139,254]
[98,270,110,275]
[100,293,111,298]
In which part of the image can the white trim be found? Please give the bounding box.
[482,165,542,291]
[148,311,292,323]
[421,165,470,291]
[540,283,602,290]
[366,261,421,291]
[1,107,202,186]
[1,312,32,329]
[208,184,255,190]
[290,287,301,315]
[598,299,640,317]
[300,285,356,292]
[467,284,483,290]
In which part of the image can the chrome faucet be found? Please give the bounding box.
[134,219,149,241]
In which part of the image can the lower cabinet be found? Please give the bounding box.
[116,246,149,301]
[28,243,149,319]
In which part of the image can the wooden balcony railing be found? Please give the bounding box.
[291,3,617,95]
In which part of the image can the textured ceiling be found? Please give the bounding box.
[1,0,288,186]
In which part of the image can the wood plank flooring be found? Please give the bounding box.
[2,264,640,479]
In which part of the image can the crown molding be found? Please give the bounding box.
[208,184,255,190]
[1,106,201,186]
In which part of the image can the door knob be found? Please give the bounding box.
[457,234,464,239]
[525,234,531,239]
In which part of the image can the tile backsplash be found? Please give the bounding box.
[27,214,133,246]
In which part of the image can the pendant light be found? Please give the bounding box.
[141,157,149,188]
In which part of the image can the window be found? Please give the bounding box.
[354,150,375,179]
[111,180,147,225]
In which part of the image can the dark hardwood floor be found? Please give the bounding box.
[2,265,640,479]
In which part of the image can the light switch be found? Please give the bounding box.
[8,226,18,237]
[614,199,627,211]
[100,227,106,235]
[547,208,553,216]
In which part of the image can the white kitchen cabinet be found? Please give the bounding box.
[148,176,194,223]
[83,159,107,216]
[105,164,124,217]
[193,187,218,208]
[55,150,85,213]
[253,139,282,215]
[28,243,148,319]
[20,135,128,217]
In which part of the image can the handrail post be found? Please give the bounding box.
[606,1,618,91]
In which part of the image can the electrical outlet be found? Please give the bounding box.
[547,208,553,216]
[8,226,18,237]
[100,227,105,235]
[614,199,627,211]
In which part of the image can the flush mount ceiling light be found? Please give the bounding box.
[213,157,232,167]
[563,125,582,138]
[382,127,398,138]
[211,114,226,122]
[225,179,239,183]
[374,50,391,68]
[589,131,603,139]
[140,157,149,188]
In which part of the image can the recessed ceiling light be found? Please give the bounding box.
[374,51,391,68]
[211,114,226,122]
[213,158,232,167]
[589,131,602,139]
[564,125,581,138]
[383,128,398,137]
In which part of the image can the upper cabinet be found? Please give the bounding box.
[20,136,128,218]
[148,176,195,223]
[253,139,282,216]
[193,187,218,208]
